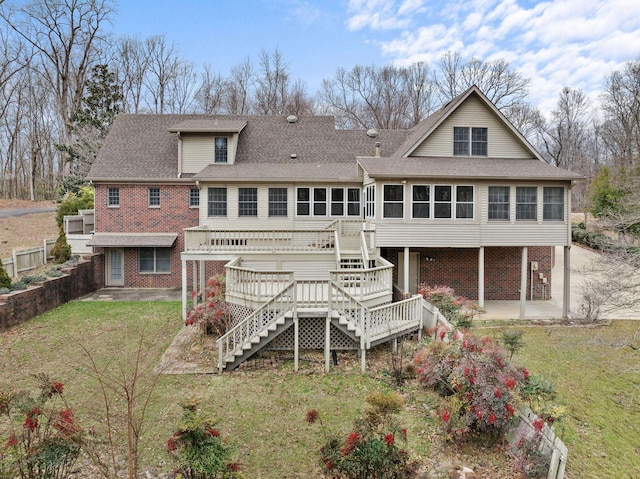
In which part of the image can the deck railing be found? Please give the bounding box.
[329,257,393,300]
[184,228,336,253]
[226,262,294,303]
[368,295,423,346]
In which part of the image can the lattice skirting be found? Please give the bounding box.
[267,318,358,351]
[229,303,254,327]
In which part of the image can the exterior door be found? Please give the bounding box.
[106,248,124,286]
[397,252,420,294]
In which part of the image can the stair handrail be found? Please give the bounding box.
[367,295,423,346]
[329,280,371,340]
[334,230,341,267]
[217,281,296,371]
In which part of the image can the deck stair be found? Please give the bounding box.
[217,280,424,372]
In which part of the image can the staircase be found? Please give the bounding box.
[216,280,424,372]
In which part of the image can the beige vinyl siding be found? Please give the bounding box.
[181,135,214,174]
[411,96,532,158]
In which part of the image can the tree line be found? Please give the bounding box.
[0,0,638,205]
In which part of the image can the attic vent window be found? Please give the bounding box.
[287,115,298,123]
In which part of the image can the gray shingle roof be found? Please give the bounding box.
[194,163,359,181]
[358,157,584,181]
[88,114,410,181]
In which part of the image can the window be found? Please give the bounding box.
[238,187,257,217]
[488,186,510,220]
[139,247,171,273]
[207,187,227,217]
[516,187,537,220]
[412,185,430,218]
[214,137,228,163]
[148,187,160,207]
[383,184,404,218]
[108,187,119,207]
[453,127,487,156]
[269,188,287,217]
[543,187,564,221]
[313,188,327,216]
[347,188,361,216]
[364,185,375,219]
[296,188,310,216]
[434,185,452,218]
[189,188,199,207]
[456,186,474,219]
[472,128,488,156]
[331,188,344,216]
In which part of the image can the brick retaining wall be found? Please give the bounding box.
[0,254,103,330]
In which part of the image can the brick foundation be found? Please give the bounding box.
[382,246,553,301]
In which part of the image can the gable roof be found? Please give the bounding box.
[88,114,409,181]
[393,85,544,161]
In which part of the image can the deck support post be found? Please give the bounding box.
[520,246,528,319]
[199,260,206,299]
[563,245,571,319]
[294,316,299,372]
[181,259,188,320]
[325,316,331,373]
[403,247,410,295]
[478,247,485,308]
[192,260,198,308]
[392,338,398,354]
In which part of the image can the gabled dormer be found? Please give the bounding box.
[168,119,247,176]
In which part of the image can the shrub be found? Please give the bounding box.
[21,274,47,285]
[415,335,529,442]
[502,330,525,360]
[0,374,83,479]
[167,399,242,478]
[308,392,418,478]
[45,269,64,278]
[0,287,10,295]
[418,284,476,330]
[55,186,94,229]
[186,275,231,337]
[9,281,27,291]
[51,229,72,264]
[0,261,10,289]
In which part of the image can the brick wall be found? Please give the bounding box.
[382,246,553,301]
[94,184,200,288]
[0,255,101,330]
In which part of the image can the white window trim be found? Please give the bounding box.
[410,184,431,220]
[487,185,510,221]
[138,247,171,274]
[515,186,538,222]
[543,186,565,221]
[268,187,288,217]
[189,188,199,208]
[346,187,361,217]
[382,183,405,219]
[453,126,488,157]
[207,187,228,217]
[148,187,160,208]
[455,185,475,220]
[107,187,120,208]
[364,184,375,219]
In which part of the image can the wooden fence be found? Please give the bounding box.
[1,239,56,279]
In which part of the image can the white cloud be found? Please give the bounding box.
[345,0,640,115]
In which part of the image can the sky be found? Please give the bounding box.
[111,0,640,117]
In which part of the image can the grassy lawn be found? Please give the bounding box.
[1,301,639,478]
[478,320,640,479]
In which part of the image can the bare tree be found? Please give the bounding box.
[1,0,114,163]
[193,64,225,114]
[254,48,291,115]
[434,51,530,109]
[166,59,198,114]
[319,63,436,129]
[111,36,148,114]
[600,60,640,169]
[541,87,592,170]
[223,56,253,115]
[501,102,545,143]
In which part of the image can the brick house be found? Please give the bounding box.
[87,85,581,370]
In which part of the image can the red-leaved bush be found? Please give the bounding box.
[185,274,232,337]
[415,335,529,441]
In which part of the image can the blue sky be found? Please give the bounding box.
[112,0,640,117]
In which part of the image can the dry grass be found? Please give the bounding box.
[0,199,58,260]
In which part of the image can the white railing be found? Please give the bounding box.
[330,281,369,333]
[334,230,341,266]
[184,228,336,253]
[217,282,296,371]
[360,231,370,265]
[226,262,294,303]
[324,219,363,237]
[421,298,454,341]
[368,295,423,345]
[329,259,393,300]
